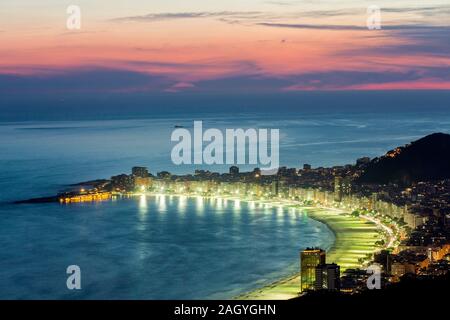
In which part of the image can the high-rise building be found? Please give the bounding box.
[229,166,239,176]
[134,176,153,191]
[374,250,392,274]
[300,248,326,292]
[303,164,312,171]
[271,180,279,196]
[342,177,352,196]
[111,174,135,192]
[371,192,379,210]
[315,263,340,291]
[334,176,352,202]
[334,176,343,202]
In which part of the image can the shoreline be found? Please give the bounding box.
[141,193,393,300]
[14,190,396,300]
[236,206,388,300]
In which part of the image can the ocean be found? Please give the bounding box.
[1,99,450,299]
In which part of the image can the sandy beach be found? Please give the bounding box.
[142,193,388,300]
[236,206,385,300]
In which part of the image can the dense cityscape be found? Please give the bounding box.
[51,135,450,298]
[3,0,450,315]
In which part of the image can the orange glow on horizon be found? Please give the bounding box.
[1,4,449,92]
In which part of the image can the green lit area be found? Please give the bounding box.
[237,206,386,299]
[133,191,398,300]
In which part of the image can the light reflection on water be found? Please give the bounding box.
[233,199,241,212]
[196,196,204,214]
[157,194,167,211]
[138,194,148,218]
[0,195,336,299]
[0,111,448,298]
[178,195,187,213]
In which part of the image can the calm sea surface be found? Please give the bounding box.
[0,108,449,299]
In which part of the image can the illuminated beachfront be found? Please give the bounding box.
[140,191,398,300]
[49,164,405,299]
[21,147,450,299]
[14,128,445,300]
[59,191,111,203]
[14,143,450,302]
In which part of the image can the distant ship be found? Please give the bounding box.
[174,125,184,128]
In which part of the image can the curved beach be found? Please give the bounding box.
[236,206,385,300]
[139,193,388,300]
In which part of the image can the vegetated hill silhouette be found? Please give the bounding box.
[358,133,450,185]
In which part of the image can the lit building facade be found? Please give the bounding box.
[314,263,340,291]
[300,248,326,292]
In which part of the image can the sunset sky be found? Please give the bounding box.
[1,0,449,94]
